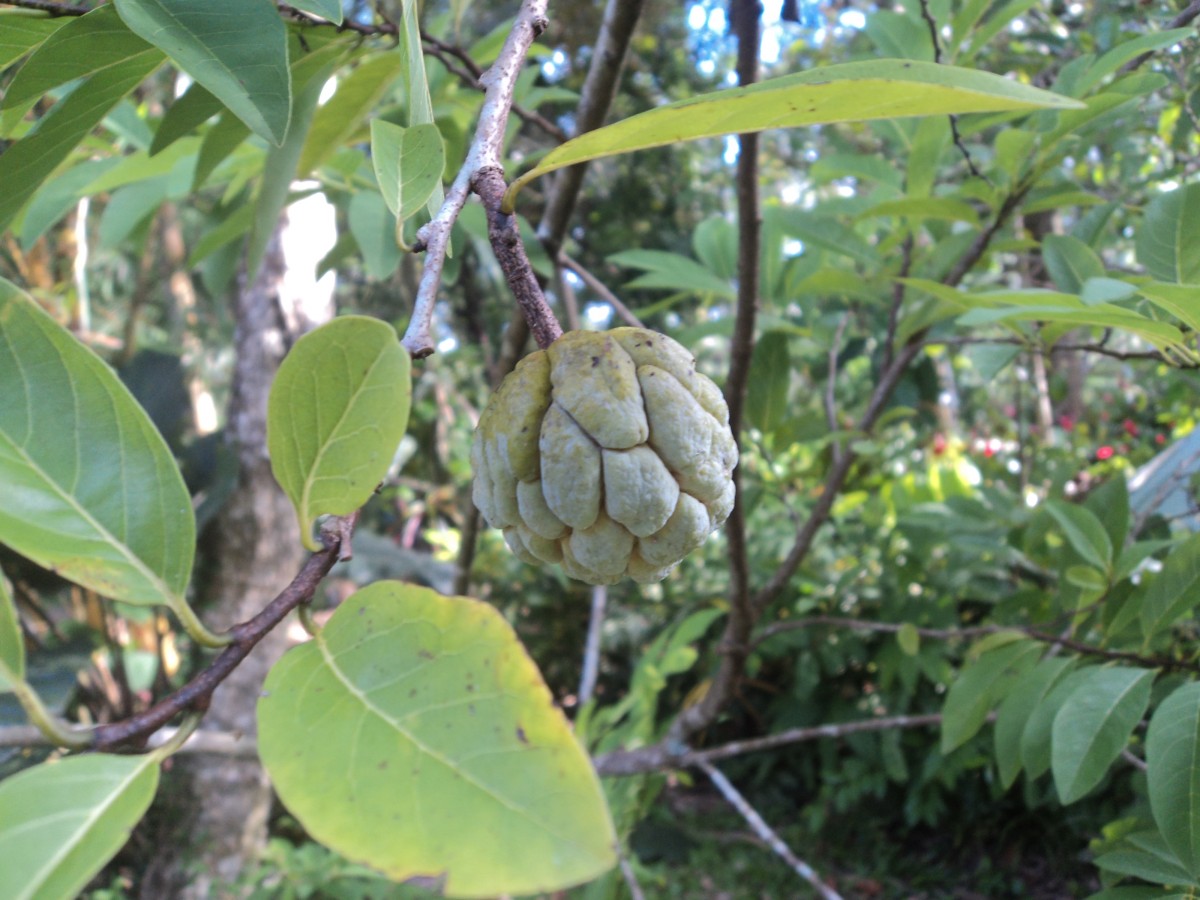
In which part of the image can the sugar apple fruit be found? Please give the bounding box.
[471,327,738,584]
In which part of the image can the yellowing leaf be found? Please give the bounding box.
[258,581,617,897]
[504,59,1082,210]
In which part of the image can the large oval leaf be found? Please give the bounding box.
[371,120,446,223]
[1052,666,1155,804]
[0,753,160,900]
[113,0,291,146]
[1147,682,1200,879]
[258,581,617,897]
[941,635,1040,754]
[0,282,213,641]
[503,59,1083,210]
[1137,184,1200,284]
[267,317,411,551]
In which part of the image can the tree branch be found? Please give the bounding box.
[1118,0,1200,74]
[400,0,550,357]
[91,515,356,751]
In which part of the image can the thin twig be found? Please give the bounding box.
[697,759,844,900]
[91,514,356,750]
[618,854,647,900]
[917,0,983,180]
[400,0,550,357]
[579,585,607,704]
[559,253,646,328]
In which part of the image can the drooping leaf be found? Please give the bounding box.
[1051,667,1155,804]
[191,110,251,191]
[1147,682,1200,879]
[504,59,1082,209]
[1137,282,1200,336]
[0,42,163,233]
[149,81,221,156]
[744,331,791,435]
[1044,499,1113,574]
[288,0,344,23]
[113,0,291,145]
[347,191,402,280]
[1021,667,1096,780]
[1140,533,1200,640]
[0,282,203,629]
[0,14,64,70]
[267,317,411,551]
[994,656,1075,789]
[941,636,1041,753]
[247,38,347,279]
[298,52,403,176]
[0,753,160,900]
[1093,831,1197,888]
[371,121,445,224]
[1137,184,1200,284]
[1085,477,1131,560]
[396,0,443,217]
[258,581,618,897]
[1042,234,1105,294]
[0,567,23,691]
[608,250,734,299]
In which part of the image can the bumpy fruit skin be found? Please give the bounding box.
[471,328,738,585]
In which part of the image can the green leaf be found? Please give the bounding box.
[0,6,154,122]
[371,121,445,224]
[1042,234,1105,294]
[149,81,221,156]
[1044,499,1113,574]
[1094,831,1197,888]
[0,282,209,639]
[0,14,64,70]
[347,191,403,280]
[1147,682,1200,878]
[19,158,122,249]
[0,40,163,233]
[0,567,23,691]
[298,52,402,176]
[258,581,618,897]
[941,637,1041,753]
[267,317,412,551]
[1051,667,1155,804]
[897,623,921,657]
[994,657,1075,789]
[1137,282,1200,336]
[858,197,981,226]
[396,0,443,217]
[1137,184,1200,284]
[1140,533,1200,640]
[191,110,251,191]
[247,39,347,279]
[1020,667,1094,780]
[1075,29,1196,96]
[113,0,291,145]
[1086,477,1130,560]
[0,753,160,900]
[744,332,791,434]
[957,304,1184,355]
[289,0,343,23]
[504,59,1081,209]
[609,250,734,298]
[1081,277,1138,306]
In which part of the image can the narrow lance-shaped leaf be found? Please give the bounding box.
[1045,499,1113,574]
[267,317,412,551]
[1147,682,1200,879]
[1051,667,1155,804]
[0,282,218,645]
[113,0,291,145]
[993,656,1075,790]
[942,636,1041,753]
[0,753,160,900]
[298,52,403,176]
[397,0,444,217]
[0,14,65,70]
[503,59,1083,210]
[0,567,23,691]
[258,581,618,897]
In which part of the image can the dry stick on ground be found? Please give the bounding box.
[698,759,845,900]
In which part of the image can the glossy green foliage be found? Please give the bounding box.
[1147,683,1200,879]
[258,581,617,897]
[0,281,197,614]
[505,59,1082,208]
[0,568,22,691]
[0,753,160,900]
[267,317,411,551]
[1136,184,1200,284]
[1051,667,1154,803]
[114,0,291,145]
[0,14,64,69]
